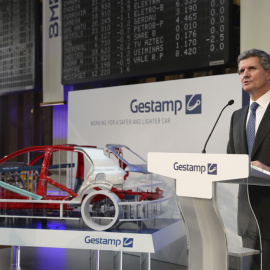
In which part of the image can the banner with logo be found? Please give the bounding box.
[68,73,242,264]
[68,74,242,155]
[42,0,63,104]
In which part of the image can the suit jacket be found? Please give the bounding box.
[227,103,270,239]
[227,103,270,164]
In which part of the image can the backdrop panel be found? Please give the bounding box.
[68,74,241,155]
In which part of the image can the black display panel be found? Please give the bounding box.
[62,0,231,85]
[0,0,40,94]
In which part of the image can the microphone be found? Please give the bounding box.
[202,99,234,153]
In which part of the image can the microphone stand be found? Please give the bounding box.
[202,100,234,153]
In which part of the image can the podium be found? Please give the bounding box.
[147,153,268,270]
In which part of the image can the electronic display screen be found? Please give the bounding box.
[0,0,40,94]
[62,0,231,85]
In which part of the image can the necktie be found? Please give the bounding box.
[246,102,259,156]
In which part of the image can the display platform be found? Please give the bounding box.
[0,144,183,269]
[0,217,183,270]
[0,218,181,253]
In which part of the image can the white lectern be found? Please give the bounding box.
[147,153,263,270]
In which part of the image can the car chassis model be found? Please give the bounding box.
[0,144,167,230]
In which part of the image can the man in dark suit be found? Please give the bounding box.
[227,48,270,269]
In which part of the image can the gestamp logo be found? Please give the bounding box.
[173,162,218,176]
[84,236,121,247]
[130,99,182,115]
[186,94,201,114]
[208,163,217,175]
[84,236,134,248]
[123,238,134,248]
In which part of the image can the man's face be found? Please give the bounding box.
[238,56,270,98]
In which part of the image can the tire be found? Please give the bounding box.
[81,189,122,231]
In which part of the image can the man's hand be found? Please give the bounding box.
[251,160,270,172]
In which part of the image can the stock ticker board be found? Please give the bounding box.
[62,0,232,85]
[0,0,40,94]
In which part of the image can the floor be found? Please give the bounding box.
[0,246,187,270]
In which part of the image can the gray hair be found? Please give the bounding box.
[237,49,270,71]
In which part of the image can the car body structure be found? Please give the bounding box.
[0,144,167,230]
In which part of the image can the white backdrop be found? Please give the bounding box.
[68,73,243,265]
[68,74,242,155]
